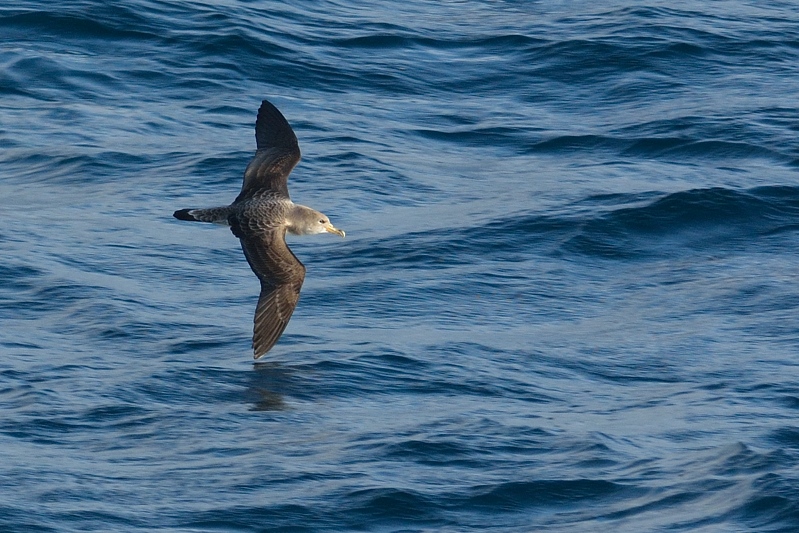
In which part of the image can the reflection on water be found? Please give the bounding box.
[248,387,286,412]
[246,362,291,411]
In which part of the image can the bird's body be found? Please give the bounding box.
[174,99,345,359]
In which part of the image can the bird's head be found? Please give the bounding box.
[289,205,345,237]
[317,215,345,238]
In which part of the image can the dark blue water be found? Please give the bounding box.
[3,1,799,531]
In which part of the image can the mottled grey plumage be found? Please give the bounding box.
[174,99,345,359]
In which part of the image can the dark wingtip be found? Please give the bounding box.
[255,98,298,151]
[173,209,196,221]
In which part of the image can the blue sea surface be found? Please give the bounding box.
[2,1,799,531]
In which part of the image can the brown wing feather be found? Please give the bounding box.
[232,218,306,359]
[251,281,303,358]
[235,99,301,202]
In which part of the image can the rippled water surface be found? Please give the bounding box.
[3,1,799,531]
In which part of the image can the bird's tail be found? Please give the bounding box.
[173,206,233,225]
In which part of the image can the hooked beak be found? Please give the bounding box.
[325,224,345,238]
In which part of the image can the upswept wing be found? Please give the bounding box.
[235,99,301,202]
[231,219,306,358]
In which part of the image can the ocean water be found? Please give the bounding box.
[2,1,799,531]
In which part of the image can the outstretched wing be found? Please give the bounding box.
[235,99,301,203]
[231,218,306,359]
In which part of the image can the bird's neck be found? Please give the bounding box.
[285,204,317,236]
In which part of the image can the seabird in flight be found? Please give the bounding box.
[174,99,345,359]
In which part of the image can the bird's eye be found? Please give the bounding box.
[320,219,326,224]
